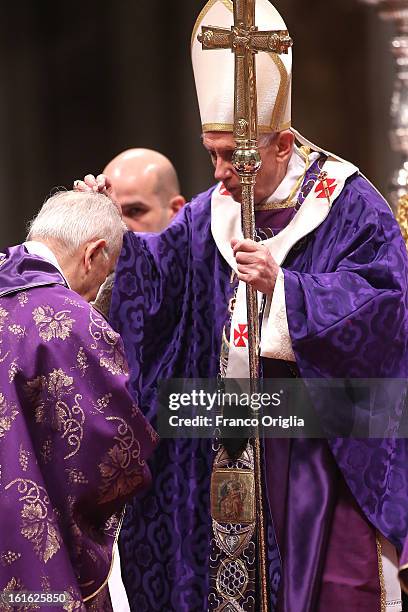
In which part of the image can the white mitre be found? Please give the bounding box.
[191,0,292,133]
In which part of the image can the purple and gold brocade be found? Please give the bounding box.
[0,245,158,610]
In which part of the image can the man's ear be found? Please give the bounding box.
[276,130,294,163]
[84,239,107,272]
[169,195,186,218]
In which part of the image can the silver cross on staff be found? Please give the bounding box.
[198,2,292,611]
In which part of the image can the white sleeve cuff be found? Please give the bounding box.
[260,268,296,362]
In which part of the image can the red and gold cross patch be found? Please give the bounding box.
[315,172,337,200]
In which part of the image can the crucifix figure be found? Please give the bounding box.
[198,2,292,611]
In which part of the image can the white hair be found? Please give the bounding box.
[27,190,127,256]
[258,132,278,147]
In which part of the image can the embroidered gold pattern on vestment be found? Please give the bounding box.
[19,444,30,472]
[32,306,74,342]
[89,309,128,376]
[98,416,144,504]
[0,392,19,440]
[5,479,62,564]
[25,369,84,459]
[0,550,22,566]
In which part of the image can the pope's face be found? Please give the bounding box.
[202,132,291,205]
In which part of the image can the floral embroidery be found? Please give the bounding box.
[18,292,28,307]
[19,445,30,472]
[40,575,51,591]
[75,346,89,376]
[0,305,9,339]
[0,393,19,440]
[62,586,83,611]
[25,369,73,424]
[100,351,128,376]
[8,324,26,339]
[25,370,84,459]
[89,309,128,376]
[92,393,112,414]
[66,468,88,485]
[98,416,145,504]
[0,550,21,566]
[32,306,75,342]
[8,358,20,383]
[0,306,10,363]
[103,513,121,539]
[56,394,85,460]
[64,297,84,309]
[5,479,62,564]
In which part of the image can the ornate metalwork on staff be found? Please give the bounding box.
[197,1,292,610]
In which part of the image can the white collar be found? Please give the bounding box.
[211,155,359,271]
[24,240,71,288]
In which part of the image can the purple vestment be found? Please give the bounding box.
[0,245,158,610]
[111,169,408,611]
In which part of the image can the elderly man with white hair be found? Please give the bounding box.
[0,190,157,610]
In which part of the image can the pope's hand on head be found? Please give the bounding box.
[73,174,121,215]
[231,238,279,295]
[73,173,113,195]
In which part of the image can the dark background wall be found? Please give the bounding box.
[0,0,394,248]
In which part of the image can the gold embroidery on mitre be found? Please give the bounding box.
[32,305,75,342]
[194,0,292,134]
[5,478,62,564]
[269,53,289,131]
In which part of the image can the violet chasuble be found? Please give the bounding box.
[0,245,158,611]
